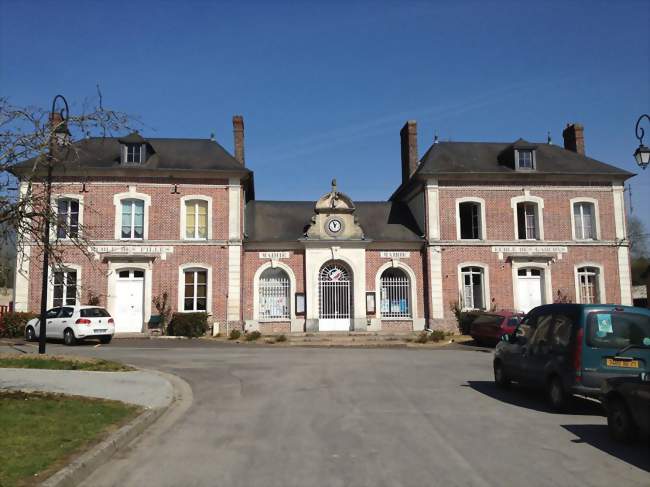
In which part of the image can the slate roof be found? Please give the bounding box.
[13,136,248,174]
[245,200,423,242]
[414,141,633,177]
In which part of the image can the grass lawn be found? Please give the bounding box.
[0,353,133,371]
[0,391,140,487]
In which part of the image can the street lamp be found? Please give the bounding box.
[633,114,650,170]
[38,95,69,354]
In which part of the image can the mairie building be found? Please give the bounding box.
[13,117,634,334]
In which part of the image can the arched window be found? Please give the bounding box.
[460,266,485,310]
[577,266,601,304]
[380,268,411,318]
[259,267,290,319]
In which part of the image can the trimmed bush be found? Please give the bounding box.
[245,330,262,341]
[429,330,446,342]
[167,312,208,338]
[275,334,287,342]
[229,329,241,340]
[0,312,38,338]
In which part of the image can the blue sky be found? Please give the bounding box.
[1,0,649,224]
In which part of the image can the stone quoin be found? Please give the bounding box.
[12,117,634,333]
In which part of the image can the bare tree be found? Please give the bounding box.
[627,214,648,259]
[0,92,137,269]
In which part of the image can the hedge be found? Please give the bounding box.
[0,312,39,338]
[167,312,208,338]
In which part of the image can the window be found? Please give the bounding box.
[121,199,145,239]
[459,202,482,239]
[56,198,79,238]
[53,270,77,307]
[517,202,539,240]
[380,268,411,318]
[551,314,576,350]
[60,307,74,319]
[80,308,110,318]
[586,311,650,350]
[185,200,208,239]
[573,202,596,240]
[461,267,485,310]
[517,150,534,169]
[45,308,61,319]
[259,267,290,319]
[529,314,553,352]
[577,267,600,304]
[183,269,207,311]
[125,144,142,164]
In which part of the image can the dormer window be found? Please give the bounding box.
[118,132,148,165]
[516,149,535,170]
[125,144,143,164]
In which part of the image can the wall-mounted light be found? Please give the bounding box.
[634,114,650,170]
[171,184,180,194]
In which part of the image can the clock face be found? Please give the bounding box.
[327,218,342,234]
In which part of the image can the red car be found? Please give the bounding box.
[470,311,523,346]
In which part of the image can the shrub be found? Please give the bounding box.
[245,330,262,341]
[429,329,446,342]
[229,329,241,340]
[414,331,429,344]
[0,312,39,338]
[167,312,208,338]
[275,334,287,342]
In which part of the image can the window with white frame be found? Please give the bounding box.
[380,268,411,318]
[56,198,79,238]
[125,144,143,164]
[459,201,482,239]
[185,200,208,239]
[121,199,145,239]
[573,202,596,240]
[461,266,485,310]
[53,270,77,307]
[259,267,290,319]
[577,267,600,304]
[183,269,207,312]
[516,202,539,240]
[517,149,534,170]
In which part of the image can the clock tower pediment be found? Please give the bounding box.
[305,179,365,241]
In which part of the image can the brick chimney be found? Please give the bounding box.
[232,115,245,165]
[400,120,418,184]
[562,123,585,155]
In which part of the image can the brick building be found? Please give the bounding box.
[13,117,633,334]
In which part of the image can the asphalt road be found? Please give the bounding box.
[22,339,650,487]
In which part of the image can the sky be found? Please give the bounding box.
[1,0,649,225]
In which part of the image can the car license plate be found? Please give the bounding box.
[94,329,107,333]
[606,358,639,368]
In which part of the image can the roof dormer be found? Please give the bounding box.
[512,138,537,171]
[118,132,148,165]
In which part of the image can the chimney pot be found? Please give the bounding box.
[562,123,585,155]
[400,120,418,184]
[232,115,245,165]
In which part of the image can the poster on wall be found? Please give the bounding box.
[295,293,305,316]
[366,292,376,314]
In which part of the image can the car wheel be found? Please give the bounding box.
[99,336,112,345]
[607,397,637,442]
[547,376,569,412]
[25,326,36,342]
[494,361,510,389]
[63,329,77,346]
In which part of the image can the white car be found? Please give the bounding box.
[25,305,115,346]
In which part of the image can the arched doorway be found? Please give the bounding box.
[318,262,352,331]
[114,268,145,333]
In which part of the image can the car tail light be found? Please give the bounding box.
[572,327,584,382]
[108,318,114,325]
[75,318,91,325]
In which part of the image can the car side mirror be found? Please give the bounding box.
[641,372,650,382]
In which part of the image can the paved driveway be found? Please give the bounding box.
[23,340,650,487]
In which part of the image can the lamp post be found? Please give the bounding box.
[633,114,650,170]
[38,95,69,354]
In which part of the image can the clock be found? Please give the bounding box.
[327,218,343,234]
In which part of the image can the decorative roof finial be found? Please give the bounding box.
[210,132,215,141]
[434,131,439,144]
[547,131,552,144]
[331,178,337,193]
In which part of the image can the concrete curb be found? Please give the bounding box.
[40,369,191,487]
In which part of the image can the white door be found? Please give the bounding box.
[114,270,145,333]
[318,263,351,331]
[517,268,543,313]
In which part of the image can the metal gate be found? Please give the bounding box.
[318,263,351,331]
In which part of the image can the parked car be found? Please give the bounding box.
[493,304,650,410]
[25,306,115,346]
[601,373,650,442]
[470,311,523,346]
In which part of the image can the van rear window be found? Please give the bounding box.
[80,308,110,318]
[586,311,650,350]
